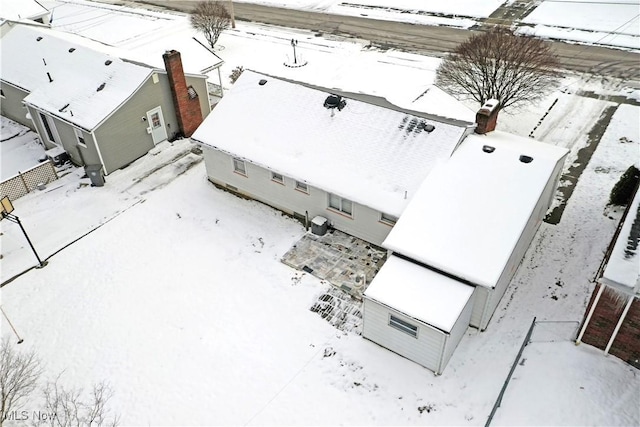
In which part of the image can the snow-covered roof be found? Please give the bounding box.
[383,131,569,288]
[364,255,474,332]
[0,0,49,21]
[191,70,472,217]
[0,23,154,131]
[601,187,640,295]
[388,84,476,124]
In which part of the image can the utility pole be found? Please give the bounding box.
[1,196,46,269]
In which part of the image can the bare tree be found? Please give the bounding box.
[436,28,561,111]
[190,1,231,49]
[36,376,120,427]
[0,338,42,426]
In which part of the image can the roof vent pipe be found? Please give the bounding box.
[47,72,53,83]
[324,95,346,111]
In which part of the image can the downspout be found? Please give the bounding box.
[217,66,224,98]
[576,284,605,344]
[604,295,634,354]
[436,333,448,376]
[91,129,108,175]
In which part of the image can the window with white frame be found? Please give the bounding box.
[74,128,86,146]
[328,193,352,216]
[271,172,284,184]
[380,212,398,225]
[389,314,418,338]
[295,181,308,193]
[233,158,247,175]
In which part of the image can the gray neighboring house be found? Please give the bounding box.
[0,22,210,175]
[191,70,476,246]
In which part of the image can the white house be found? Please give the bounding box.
[191,70,475,246]
[191,73,569,374]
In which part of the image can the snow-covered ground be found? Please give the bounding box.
[240,0,640,49]
[1,0,639,425]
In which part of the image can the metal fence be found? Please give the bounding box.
[0,160,58,201]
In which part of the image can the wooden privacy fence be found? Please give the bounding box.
[0,160,58,201]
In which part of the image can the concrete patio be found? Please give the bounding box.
[281,228,387,300]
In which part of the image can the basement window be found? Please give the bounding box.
[295,181,309,194]
[233,158,247,176]
[389,314,418,338]
[271,172,284,184]
[380,212,398,226]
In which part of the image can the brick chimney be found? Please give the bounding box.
[475,99,500,134]
[162,50,203,137]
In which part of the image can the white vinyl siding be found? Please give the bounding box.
[233,158,247,176]
[363,300,445,373]
[364,295,473,375]
[380,212,398,225]
[328,193,353,216]
[202,148,396,245]
[470,286,489,329]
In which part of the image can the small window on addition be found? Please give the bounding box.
[389,314,418,338]
[233,158,247,176]
[295,181,308,193]
[0,89,4,98]
[380,212,398,226]
[74,128,86,146]
[271,172,284,184]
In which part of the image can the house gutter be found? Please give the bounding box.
[91,129,108,175]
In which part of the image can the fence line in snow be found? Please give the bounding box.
[484,316,537,427]
[0,160,58,202]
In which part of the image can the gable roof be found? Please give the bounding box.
[191,70,473,216]
[0,23,154,131]
[383,131,569,288]
[601,185,640,295]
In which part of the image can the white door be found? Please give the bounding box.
[146,106,167,144]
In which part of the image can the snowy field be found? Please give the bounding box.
[1,0,640,425]
[1,98,638,424]
[235,0,640,48]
